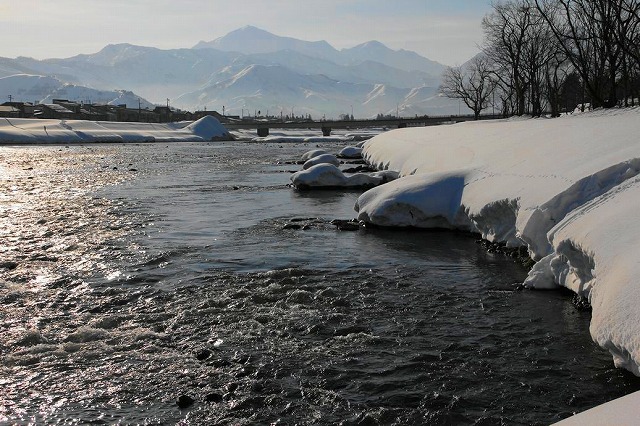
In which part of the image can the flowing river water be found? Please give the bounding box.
[1,141,639,425]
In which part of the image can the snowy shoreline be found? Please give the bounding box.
[0,116,232,144]
[356,107,640,377]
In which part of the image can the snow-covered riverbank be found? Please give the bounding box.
[0,115,231,143]
[357,107,640,376]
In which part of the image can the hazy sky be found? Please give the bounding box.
[0,0,493,66]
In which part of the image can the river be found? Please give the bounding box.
[1,141,639,425]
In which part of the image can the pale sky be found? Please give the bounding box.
[0,0,493,66]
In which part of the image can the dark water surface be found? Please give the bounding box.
[1,142,639,425]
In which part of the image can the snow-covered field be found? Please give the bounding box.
[0,116,231,143]
[357,108,640,376]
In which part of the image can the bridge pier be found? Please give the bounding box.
[321,126,332,136]
[257,127,269,137]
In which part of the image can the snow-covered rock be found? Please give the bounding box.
[301,149,328,161]
[338,146,363,159]
[292,164,348,188]
[302,153,340,170]
[357,107,640,375]
[291,163,396,189]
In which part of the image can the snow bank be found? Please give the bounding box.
[357,108,640,375]
[0,115,231,144]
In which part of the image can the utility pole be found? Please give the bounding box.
[223,105,225,116]
[138,98,141,122]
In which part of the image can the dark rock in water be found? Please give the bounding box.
[283,223,302,230]
[205,392,223,403]
[177,394,195,409]
[330,219,361,231]
[0,261,18,270]
[342,165,376,173]
[232,352,250,364]
[572,294,592,311]
[290,217,319,222]
[210,358,231,368]
[196,349,211,361]
[476,239,535,269]
[283,218,326,230]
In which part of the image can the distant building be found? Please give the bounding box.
[1,102,36,118]
[193,110,236,122]
[35,104,77,120]
[0,105,21,118]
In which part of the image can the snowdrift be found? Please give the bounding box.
[0,115,231,144]
[357,108,640,375]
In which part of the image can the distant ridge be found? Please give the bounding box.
[193,25,446,74]
[193,25,342,63]
[0,26,469,118]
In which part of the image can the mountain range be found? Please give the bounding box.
[0,26,471,118]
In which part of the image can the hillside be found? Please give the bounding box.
[0,74,154,108]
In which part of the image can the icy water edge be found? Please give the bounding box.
[1,141,639,425]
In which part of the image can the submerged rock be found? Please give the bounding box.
[177,394,195,409]
[205,392,223,403]
[196,349,212,361]
[330,219,361,231]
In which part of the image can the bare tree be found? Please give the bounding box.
[440,56,496,120]
[535,0,626,108]
[482,1,532,116]
[615,0,640,104]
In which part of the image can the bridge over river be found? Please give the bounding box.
[223,114,502,137]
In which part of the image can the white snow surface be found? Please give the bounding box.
[356,108,640,375]
[0,116,231,143]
